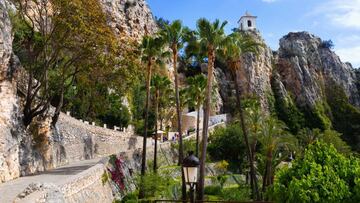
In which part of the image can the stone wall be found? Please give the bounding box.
[16,142,170,203]
[57,113,144,163]
[15,159,114,203]
[19,112,151,177]
[61,160,113,203]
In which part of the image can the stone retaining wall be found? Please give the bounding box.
[57,113,144,164]
[61,160,113,203]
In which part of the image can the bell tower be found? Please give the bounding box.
[238,11,257,31]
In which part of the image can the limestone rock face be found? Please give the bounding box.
[0,0,21,183]
[277,32,360,108]
[238,31,273,110]
[215,30,274,112]
[99,0,158,40]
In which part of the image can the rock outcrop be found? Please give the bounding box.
[216,31,360,114]
[276,32,360,108]
[215,30,274,113]
[100,0,158,39]
[0,0,22,183]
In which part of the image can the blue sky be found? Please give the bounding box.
[147,0,360,68]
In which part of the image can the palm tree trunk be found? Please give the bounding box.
[262,149,272,195]
[153,90,159,173]
[173,47,184,164]
[172,46,187,201]
[233,68,260,200]
[196,105,201,157]
[197,48,215,201]
[139,60,152,199]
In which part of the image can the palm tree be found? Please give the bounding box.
[161,20,187,163]
[151,74,172,173]
[258,117,290,194]
[194,18,227,200]
[221,32,263,200]
[160,20,189,200]
[186,74,207,157]
[138,35,168,199]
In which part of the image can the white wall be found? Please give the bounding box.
[239,17,257,31]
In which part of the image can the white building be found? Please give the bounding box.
[238,11,257,31]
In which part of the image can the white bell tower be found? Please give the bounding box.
[238,11,257,31]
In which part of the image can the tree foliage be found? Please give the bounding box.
[12,0,117,126]
[271,142,360,203]
[325,82,360,151]
[208,123,246,171]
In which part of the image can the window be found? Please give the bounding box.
[241,23,243,30]
[247,20,252,27]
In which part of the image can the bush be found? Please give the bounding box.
[271,76,305,134]
[120,192,138,203]
[271,141,360,203]
[320,40,334,49]
[325,82,360,151]
[221,186,250,201]
[135,171,180,200]
[204,185,222,196]
[208,123,246,171]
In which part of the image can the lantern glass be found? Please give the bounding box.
[184,167,198,183]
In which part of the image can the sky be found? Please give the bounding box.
[147,0,360,68]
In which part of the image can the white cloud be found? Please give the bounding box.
[312,0,360,29]
[335,46,360,68]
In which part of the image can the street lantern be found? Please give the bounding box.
[182,151,200,203]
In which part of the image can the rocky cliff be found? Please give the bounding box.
[215,31,360,148]
[100,0,158,39]
[0,0,22,183]
[276,32,360,108]
[215,31,274,113]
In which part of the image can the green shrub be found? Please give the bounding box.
[221,186,250,201]
[271,141,360,203]
[121,192,138,203]
[204,185,222,196]
[135,171,180,200]
[208,123,246,172]
[302,101,332,131]
[325,82,360,151]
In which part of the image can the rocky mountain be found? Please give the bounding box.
[216,31,360,112]
[276,32,360,108]
[215,31,360,148]
[100,0,158,39]
[215,30,274,113]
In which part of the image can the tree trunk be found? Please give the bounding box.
[172,46,187,201]
[139,60,152,199]
[197,48,215,201]
[153,90,159,173]
[233,68,260,200]
[51,82,64,126]
[196,105,201,157]
[173,47,184,164]
[262,149,272,195]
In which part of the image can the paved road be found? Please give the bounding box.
[0,158,101,203]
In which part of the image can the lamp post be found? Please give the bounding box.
[183,151,200,203]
